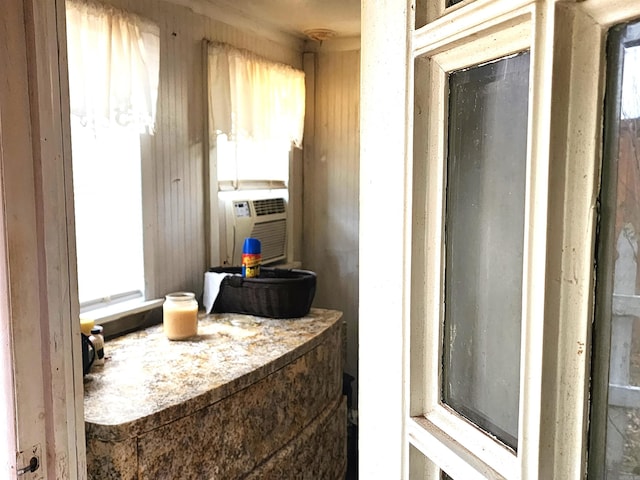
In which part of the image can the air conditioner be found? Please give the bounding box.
[223,197,288,266]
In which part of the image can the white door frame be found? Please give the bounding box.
[1,0,83,478]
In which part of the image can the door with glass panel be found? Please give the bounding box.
[591,17,640,480]
[404,1,640,479]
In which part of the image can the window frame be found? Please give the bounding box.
[65,2,162,330]
[69,124,161,331]
[410,6,534,478]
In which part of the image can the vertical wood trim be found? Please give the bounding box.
[519,4,553,478]
[0,78,18,480]
[537,5,603,478]
[288,146,303,264]
[0,3,48,472]
[1,0,83,477]
[302,51,316,268]
[202,39,213,268]
[25,0,85,476]
[360,0,410,477]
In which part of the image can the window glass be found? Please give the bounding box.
[71,118,145,306]
[446,0,464,6]
[216,133,289,187]
[442,51,530,450]
[65,1,159,312]
[592,18,640,479]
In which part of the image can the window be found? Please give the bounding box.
[407,8,532,477]
[216,134,290,188]
[591,17,640,479]
[65,0,160,313]
[443,51,530,451]
[206,42,304,190]
[70,118,144,305]
[205,42,305,267]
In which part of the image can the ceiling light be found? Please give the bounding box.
[304,28,336,42]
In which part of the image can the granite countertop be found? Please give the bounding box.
[84,308,342,442]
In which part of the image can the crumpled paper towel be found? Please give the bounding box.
[203,271,232,314]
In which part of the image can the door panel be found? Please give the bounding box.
[0,0,83,478]
[361,1,640,479]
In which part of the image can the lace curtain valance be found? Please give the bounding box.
[65,0,160,132]
[207,43,305,148]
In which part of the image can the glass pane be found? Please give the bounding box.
[71,118,145,304]
[442,51,530,450]
[216,133,290,185]
[446,0,464,6]
[591,19,640,479]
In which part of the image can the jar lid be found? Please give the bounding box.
[165,292,196,300]
[91,325,103,334]
[80,316,94,335]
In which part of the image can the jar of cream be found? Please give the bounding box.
[163,292,198,340]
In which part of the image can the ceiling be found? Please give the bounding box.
[204,0,361,40]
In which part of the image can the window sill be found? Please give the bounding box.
[81,298,164,324]
[81,298,164,339]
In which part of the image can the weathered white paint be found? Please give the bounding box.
[534,4,599,478]
[411,3,535,478]
[1,0,84,478]
[359,0,411,478]
[367,0,640,479]
[0,85,17,480]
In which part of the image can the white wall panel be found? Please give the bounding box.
[304,47,361,404]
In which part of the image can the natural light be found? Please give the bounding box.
[70,117,145,306]
[216,133,290,185]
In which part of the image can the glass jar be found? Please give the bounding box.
[90,325,105,366]
[163,292,198,340]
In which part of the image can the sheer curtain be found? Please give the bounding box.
[207,43,305,149]
[65,0,159,306]
[65,0,160,132]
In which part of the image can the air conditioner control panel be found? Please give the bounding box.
[233,201,251,218]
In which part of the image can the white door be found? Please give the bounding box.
[359,0,640,478]
[0,0,83,478]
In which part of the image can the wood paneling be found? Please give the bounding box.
[304,48,360,403]
[92,0,302,297]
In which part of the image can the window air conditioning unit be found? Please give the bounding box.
[223,197,287,266]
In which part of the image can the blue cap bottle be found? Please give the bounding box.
[242,238,261,278]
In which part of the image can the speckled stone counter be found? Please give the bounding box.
[84,308,345,480]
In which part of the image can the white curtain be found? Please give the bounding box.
[207,43,305,148]
[65,0,160,133]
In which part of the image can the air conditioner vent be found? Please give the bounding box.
[251,219,287,262]
[254,198,285,216]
